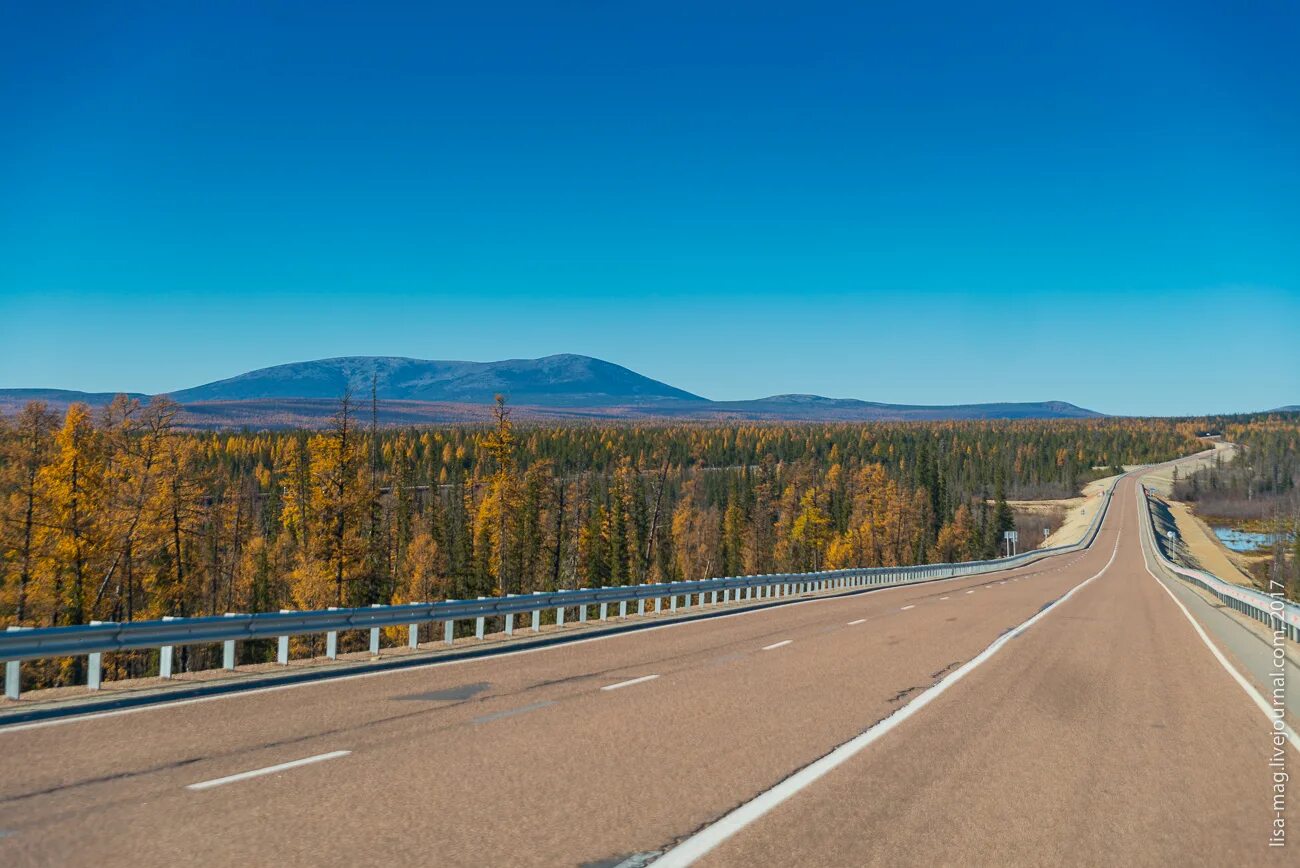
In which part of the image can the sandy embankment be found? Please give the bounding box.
[1024,473,1122,549]
[1165,500,1261,588]
[1142,440,1258,589]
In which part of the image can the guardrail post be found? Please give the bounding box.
[277,610,291,665]
[600,601,608,620]
[5,625,31,699]
[160,616,177,678]
[670,594,678,612]
[326,607,339,659]
[505,611,514,636]
[619,600,628,618]
[556,606,566,628]
[87,620,104,690]
[476,597,487,640]
[3,659,17,700]
[638,598,646,615]
[223,613,240,669]
[409,612,420,649]
[445,620,455,645]
[579,600,588,623]
[368,605,383,656]
[532,609,541,631]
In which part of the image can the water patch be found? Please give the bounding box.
[1213,528,1291,552]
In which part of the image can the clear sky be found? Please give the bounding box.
[1,2,1296,416]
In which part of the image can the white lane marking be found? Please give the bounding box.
[848,619,866,626]
[900,605,915,611]
[1,498,1110,735]
[602,674,660,692]
[762,640,792,651]
[965,590,976,595]
[654,503,1124,866]
[939,597,950,601]
[186,750,350,791]
[1137,515,1300,752]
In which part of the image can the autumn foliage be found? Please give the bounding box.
[0,396,1205,683]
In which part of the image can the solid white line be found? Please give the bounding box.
[1136,505,1299,753]
[900,605,915,611]
[847,619,866,626]
[654,502,1124,866]
[601,674,660,692]
[186,750,350,791]
[762,640,792,651]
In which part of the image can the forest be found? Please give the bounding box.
[1173,413,1300,599]
[1,395,1204,684]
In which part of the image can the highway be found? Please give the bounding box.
[0,474,1294,866]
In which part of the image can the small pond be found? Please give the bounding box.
[1213,527,1292,552]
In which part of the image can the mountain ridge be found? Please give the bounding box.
[1,353,1104,426]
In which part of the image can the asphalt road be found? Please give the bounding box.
[0,475,1292,866]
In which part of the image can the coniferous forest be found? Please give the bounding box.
[0,395,1213,684]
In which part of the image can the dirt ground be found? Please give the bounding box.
[1166,500,1265,590]
[1029,473,1121,549]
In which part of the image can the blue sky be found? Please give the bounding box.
[1,1,1296,416]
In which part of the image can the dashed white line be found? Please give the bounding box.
[762,640,793,651]
[847,619,866,626]
[601,674,660,691]
[900,605,915,611]
[965,590,976,595]
[939,596,950,601]
[186,750,351,791]
[654,518,1123,866]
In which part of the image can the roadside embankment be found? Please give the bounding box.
[1032,473,1120,549]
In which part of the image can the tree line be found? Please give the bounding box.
[1173,412,1300,600]
[0,395,1202,683]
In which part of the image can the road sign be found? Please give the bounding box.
[1004,531,1019,541]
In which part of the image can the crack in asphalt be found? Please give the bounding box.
[930,661,961,679]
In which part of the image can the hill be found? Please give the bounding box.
[1,354,1104,427]
[167,354,706,406]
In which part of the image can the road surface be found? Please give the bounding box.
[0,474,1292,866]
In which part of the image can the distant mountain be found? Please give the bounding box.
[699,395,1101,422]
[167,354,706,407]
[0,354,1105,427]
[0,388,147,409]
[1274,405,1300,412]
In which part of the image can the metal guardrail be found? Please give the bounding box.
[1140,485,1300,643]
[2,478,1117,700]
